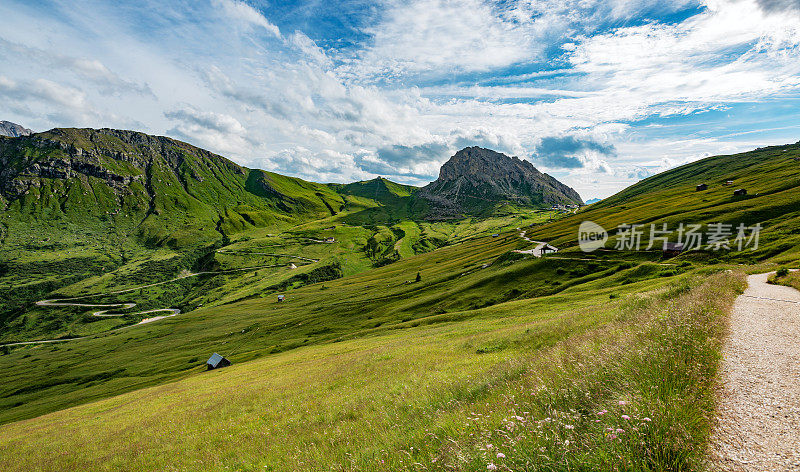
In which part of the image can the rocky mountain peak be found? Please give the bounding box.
[421,146,583,218]
[437,146,541,181]
[0,121,33,138]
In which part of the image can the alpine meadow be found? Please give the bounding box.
[2,1,800,471]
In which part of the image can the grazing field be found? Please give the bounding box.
[0,269,745,471]
[0,207,559,344]
[526,143,800,265]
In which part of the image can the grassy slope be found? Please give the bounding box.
[0,206,558,344]
[769,268,800,290]
[0,232,525,422]
[525,142,800,263]
[0,221,690,425]
[0,267,745,471]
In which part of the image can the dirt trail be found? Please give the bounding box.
[709,272,800,471]
[514,230,550,257]
[1,259,309,347]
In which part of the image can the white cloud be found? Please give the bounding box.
[165,107,246,135]
[0,39,153,97]
[0,76,87,110]
[164,106,253,156]
[1,0,800,198]
[346,0,548,79]
[568,0,800,105]
[212,0,281,38]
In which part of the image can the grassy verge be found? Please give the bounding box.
[392,270,746,471]
[768,268,800,290]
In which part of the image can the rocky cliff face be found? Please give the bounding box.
[0,128,245,202]
[420,147,583,218]
[0,121,32,138]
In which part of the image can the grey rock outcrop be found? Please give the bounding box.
[420,146,583,218]
[0,121,33,137]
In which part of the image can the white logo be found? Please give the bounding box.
[579,221,608,252]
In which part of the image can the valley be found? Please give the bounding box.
[4,0,800,469]
[0,128,799,471]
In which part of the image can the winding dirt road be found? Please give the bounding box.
[514,230,551,257]
[1,257,314,347]
[709,272,800,471]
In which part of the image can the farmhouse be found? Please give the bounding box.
[278,294,286,302]
[734,188,748,197]
[696,183,708,191]
[539,243,558,255]
[206,353,231,370]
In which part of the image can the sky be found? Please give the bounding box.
[2,0,800,200]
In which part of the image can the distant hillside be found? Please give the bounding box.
[420,147,583,218]
[0,121,32,138]
[0,128,344,248]
[330,177,415,205]
[526,142,800,263]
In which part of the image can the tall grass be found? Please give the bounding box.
[385,271,746,471]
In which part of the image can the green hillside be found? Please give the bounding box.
[0,128,346,248]
[0,234,749,471]
[1,134,799,471]
[333,176,415,202]
[525,142,800,263]
[0,129,362,344]
[0,129,562,345]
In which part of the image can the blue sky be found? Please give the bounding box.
[2,0,800,199]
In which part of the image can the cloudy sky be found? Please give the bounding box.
[2,0,800,199]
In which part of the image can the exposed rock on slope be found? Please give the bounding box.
[0,121,32,137]
[420,146,583,218]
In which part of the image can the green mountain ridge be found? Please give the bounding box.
[526,141,800,263]
[0,128,345,248]
[1,129,579,249]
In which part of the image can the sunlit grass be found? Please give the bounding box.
[768,267,800,290]
[0,271,744,471]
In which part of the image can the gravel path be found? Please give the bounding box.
[709,272,800,471]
